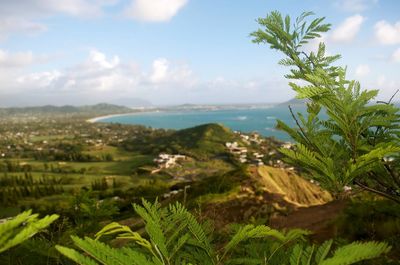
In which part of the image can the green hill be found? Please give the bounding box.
[278,98,307,107]
[0,103,133,116]
[125,123,240,159]
[167,123,239,158]
[78,103,133,114]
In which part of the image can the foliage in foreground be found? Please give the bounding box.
[251,11,400,202]
[56,199,390,265]
[0,210,58,253]
[335,199,400,250]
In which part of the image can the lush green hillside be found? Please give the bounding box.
[277,98,307,107]
[167,123,238,157]
[125,123,240,159]
[0,103,133,116]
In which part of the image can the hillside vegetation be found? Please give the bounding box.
[0,103,133,116]
[166,123,239,158]
[125,123,241,160]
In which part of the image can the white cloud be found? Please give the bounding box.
[373,75,400,101]
[374,20,400,45]
[301,15,364,49]
[89,50,120,69]
[334,0,378,12]
[0,49,291,106]
[17,70,62,88]
[0,18,47,40]
[149,57,195,86]
[355,64,371,77]
[300,35,326,53]
[197,77,291,105]
[150,58,169,83]
[0,49,34,68]
[0,0,118,39]
[392,48,400,63]
[4,50,197,105]
[124,0,188,22]
[0,0,117,18]
[51,50,140,92]
[8,50,138,97]
[37,0,110,17]
[357,74,400,102]
[1,0,188,38]
[331,15,364,43]
[377,75,386,87]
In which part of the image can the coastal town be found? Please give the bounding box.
[0,116,154,160]
[226,131,294,168]
[148,130,294,179]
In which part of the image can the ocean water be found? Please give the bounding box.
[98,105,306,141]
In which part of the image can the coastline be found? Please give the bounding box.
[86,104,279,124]
[86,112,140,123]
[83,106,293,140]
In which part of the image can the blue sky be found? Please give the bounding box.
[0,0,399,106]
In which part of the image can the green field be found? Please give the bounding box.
[0,123,246,218]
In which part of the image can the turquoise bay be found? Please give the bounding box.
[97,105,305,141]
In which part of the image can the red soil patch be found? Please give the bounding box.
[269,200,347,241]
[201,166,346,241]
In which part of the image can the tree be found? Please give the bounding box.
[251,11,400,202]
[69,190,119,232]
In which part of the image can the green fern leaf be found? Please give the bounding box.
[223,225,285,258]
[320,241,391,265]
[71,236,134,265]
[314,240,333,264]
[55,245,99,265]
[0,210,58,253]
[290,244,303,265]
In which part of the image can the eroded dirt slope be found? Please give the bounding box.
[255,166,332,207]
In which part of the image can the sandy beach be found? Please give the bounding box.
[86,112,138,123]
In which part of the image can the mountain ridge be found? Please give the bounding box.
[0,103,133,116]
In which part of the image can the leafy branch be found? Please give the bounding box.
[251,11,400,201]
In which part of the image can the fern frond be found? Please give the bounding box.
[290,244,304,265]
[133,199,168,261]
[55,245,99,265]
[283,229,310,243]
[225,257,264,265]
[0,210,58,253]
[300,245,315,265]
[121,247,159,265]
[289,83,330,99]
[314,240,333,264]
[320,241,391,265]
[72,236,133,265]
[223,225,285,258]
[95,222,152,251]
[171,202,214,258]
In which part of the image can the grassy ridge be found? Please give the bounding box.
[125,123,241,160]
[0,103,133,116]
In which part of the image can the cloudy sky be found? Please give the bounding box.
[0,0,399,107]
